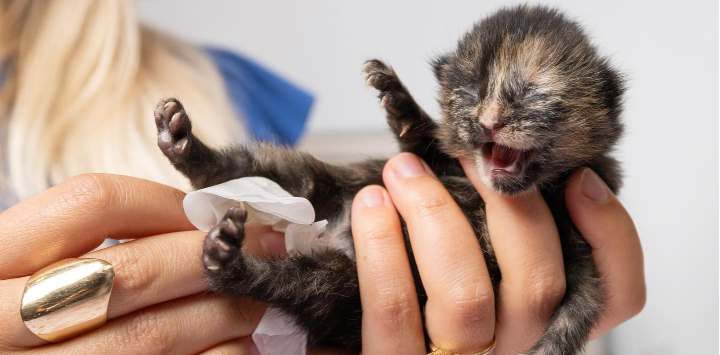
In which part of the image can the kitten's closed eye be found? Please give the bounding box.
[456,87,479,100]
[519,84,539,101]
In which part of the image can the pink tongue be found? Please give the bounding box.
[492,144,520,168]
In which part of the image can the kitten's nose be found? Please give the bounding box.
[478,102,504,135]
[480,124,504,141]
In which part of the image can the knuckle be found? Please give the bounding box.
[125,311,176,355]
[362,225,399,244]
[442,283,495,327]
[411,191,452,219]
[59,174,115,214]
[372,286,418,329]
[523,274,567,321]
[110,242,156,306]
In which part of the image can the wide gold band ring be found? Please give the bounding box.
[429,337,496,355]
[20,258,115,342]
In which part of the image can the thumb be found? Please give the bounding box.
[565,167,646,337]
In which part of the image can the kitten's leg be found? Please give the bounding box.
[154,98,242,189]
[203,206,362,349]
[362,59,439,157]
[155,98,324,196]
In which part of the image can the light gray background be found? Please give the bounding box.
[138,1,719,354]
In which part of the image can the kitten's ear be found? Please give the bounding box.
[432,54,450,82]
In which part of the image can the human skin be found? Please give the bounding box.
[351,153,646,355]
[0,174,284,355]
[0,152,645,354]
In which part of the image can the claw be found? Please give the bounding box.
[225,218,238,233]
[203,254,220,271]
[173,138,188,155]
[365,75,374,89]
[380,96,388,109]
[169,112,183,132]
[399,124,411,137]
[216,239,231,252]
[361,61,372,73]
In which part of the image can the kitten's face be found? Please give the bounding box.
[436,34,623,195]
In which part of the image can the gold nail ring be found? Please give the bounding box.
[20,258,115,342]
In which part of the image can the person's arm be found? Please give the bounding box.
[351,153,645,354]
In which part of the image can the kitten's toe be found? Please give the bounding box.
[361,59,401,95]
[202,206,248,272]
[155,98,193,159]
[378,91,406,117]
[362,59,419,137]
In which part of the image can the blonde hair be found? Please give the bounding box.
[0,0,245,199]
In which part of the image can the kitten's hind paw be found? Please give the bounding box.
[202,206,248,272]
[362,59,423,138]
[155,98,193,161]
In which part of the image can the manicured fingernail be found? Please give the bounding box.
[580,168,610,202]
[360,186,386,207]
[392,153,431,178]
[260,231,286,255]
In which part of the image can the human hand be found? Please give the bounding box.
[0,174,284,355]
[351,153,645,354]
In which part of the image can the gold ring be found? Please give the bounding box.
[20,258,115,342]
[429,337,496,355]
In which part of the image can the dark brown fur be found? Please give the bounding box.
[154,5,624,354]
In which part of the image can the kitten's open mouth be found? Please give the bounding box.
[480,142,535,177]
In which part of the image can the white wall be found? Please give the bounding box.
[137,1,719,354]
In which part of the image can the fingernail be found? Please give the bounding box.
[392,153,431,178]
[259,231,286,255]
[360,186,386,207]
[580,168,610,202]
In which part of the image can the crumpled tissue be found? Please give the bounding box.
[183,176,329,355]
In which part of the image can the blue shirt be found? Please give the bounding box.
[206,48,313,145]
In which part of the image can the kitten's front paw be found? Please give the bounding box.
[202,206,248,272]
[155,98,193,161]
[362,59,420,137]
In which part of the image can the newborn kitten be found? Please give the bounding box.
[155,5,624,354]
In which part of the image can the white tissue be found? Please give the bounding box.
[183,177,329,255]
[252,308,308,355]
[183,177,328,355]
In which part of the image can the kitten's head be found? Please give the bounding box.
[435,5,625,194]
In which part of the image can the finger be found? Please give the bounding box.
[0,174,195,279]
[351,185,424,354]
[0,225,282,350]
[460,158,566,352]
[242,226,287,258]
[564,168,646,338]
[34,295,266,355]
[383,153,494,354]
[0,231,207,348]
[197,337,258,355]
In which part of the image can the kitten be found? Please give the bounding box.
[154,5,624,354]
